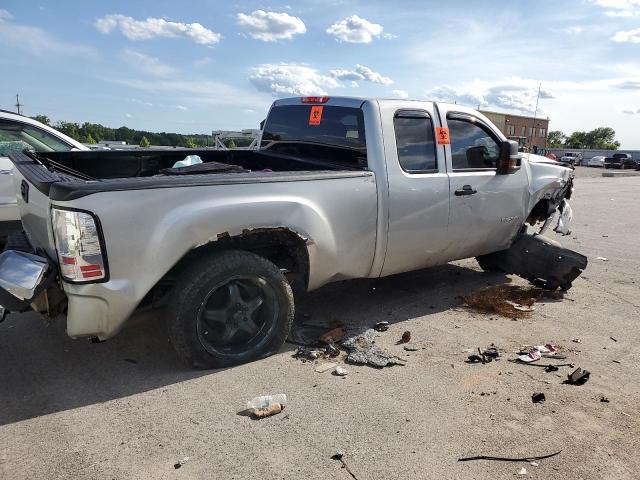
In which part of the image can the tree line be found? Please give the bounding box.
[30,115,221,148]
[547,127,620,150]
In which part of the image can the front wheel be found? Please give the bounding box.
[167,250,294,369]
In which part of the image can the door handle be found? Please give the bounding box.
[454,185,477,196]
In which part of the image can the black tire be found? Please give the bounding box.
[167,250,294,369]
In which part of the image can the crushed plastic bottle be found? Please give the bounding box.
[246,394,287,410]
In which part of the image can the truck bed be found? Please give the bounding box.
[10,148,370,201]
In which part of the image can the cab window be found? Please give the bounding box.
[393,112,437,173]
[447,116,500,170]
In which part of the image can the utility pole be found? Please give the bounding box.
[15,94,23,115]
[528,83,541,151]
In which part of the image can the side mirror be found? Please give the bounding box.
[496,140,521,174]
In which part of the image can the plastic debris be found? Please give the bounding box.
[245,394,287,419]
[172,155,202,168]
[554,198,573,235]
[532,392,546,403]
[530,462,539,467]
[566,367,590,385]
[174,457,190,469]
[374,321,389,332]
[342,328,406,368]
[518,467,528,475]
[596,257,608,261]
[315,362,338,373]
[334,366,349,376]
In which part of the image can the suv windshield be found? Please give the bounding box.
[0,120,74,156]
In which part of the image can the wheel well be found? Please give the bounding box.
[139,228,310,310]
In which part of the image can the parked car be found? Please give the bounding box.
[0,110,87,239]
[587,156,606,167]
[559,152,582,166]
[604,153,635,169]
[1,97,576,368]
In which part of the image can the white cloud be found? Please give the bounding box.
[175,105,188,111]
[237,10,306,41]
[426,79,557,114]
[561,26,584,35]
[326,15,384,43]
[621,108,637,114]
[330,64,393,85]
[592,0,640,16]
[612,28,640,42]
[392,89,409,99]
[123,49,176,76]
[0,14,93,57]
[249,63,340,96]
[95,14,221,45]
[125,113,133,118]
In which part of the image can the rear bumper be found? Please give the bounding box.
[0,249,57,313]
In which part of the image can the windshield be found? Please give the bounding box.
[261,105,366,151]
[0,120,74,156]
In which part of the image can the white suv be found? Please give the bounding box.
[0,110,87,238]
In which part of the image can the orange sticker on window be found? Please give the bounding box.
[436,127,450,145]
[309,105,324,126]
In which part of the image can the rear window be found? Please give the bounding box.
[261,105,366,151]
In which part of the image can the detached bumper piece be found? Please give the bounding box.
[0,250,56,313]
[479,234,588,291]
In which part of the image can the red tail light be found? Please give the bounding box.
[301,96,329,104]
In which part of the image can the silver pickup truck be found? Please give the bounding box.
[1,97,577,368]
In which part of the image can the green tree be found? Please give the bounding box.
[564,131,588,149]
[547,130,566,147]
[584,127,620,149]
[30,115,51,126]
[226,138,237,149]
[139,136,151,147]
[85,133,97,144]
[184,136,197,148]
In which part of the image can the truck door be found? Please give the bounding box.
[379,102,451,277]
[438,107,527,260]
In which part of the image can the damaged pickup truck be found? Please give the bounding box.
[1,97,586,368]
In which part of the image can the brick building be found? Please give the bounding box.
[480,110,549,152]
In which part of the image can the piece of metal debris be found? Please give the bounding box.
[565,367,590,385]
[374,321,389,332]
[458,450,562,463]
[532,392,546,404]
[342,328,406,368]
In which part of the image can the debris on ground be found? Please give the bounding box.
[331,452,358,480]
[342,328,406,368]
[545,365,559,372]
[174,457,189,469]
[319,327,345,344]
[462,285,545,318]
[572,338,582,344]
[333,366,349,376]
[315,362,338,373]
[466,345,501,364]
[518,467,528,475]
[477,234,588,291]
[293,344,340,362]
[245,394,287,419]
[458,450,562,463]
[596,256,608,261]
[374,321,389,332]
[404,345,419,351]
[601,396,610,403]
[288,321,344,346]
[566,367,590,385]
[517,344,559,363]
[532,392,546,404]
[609,336,618,342]
[398,331,411,344]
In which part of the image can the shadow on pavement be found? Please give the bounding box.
[0,262,508,426]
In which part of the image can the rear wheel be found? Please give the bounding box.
[167,250,294,369]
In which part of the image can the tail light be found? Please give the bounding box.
[51,207,108,283]
[300,96,329,103]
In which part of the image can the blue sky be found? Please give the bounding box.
[1,0,639,147]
